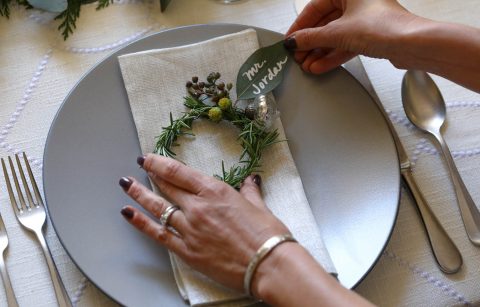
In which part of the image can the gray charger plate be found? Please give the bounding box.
[43,24,400,307]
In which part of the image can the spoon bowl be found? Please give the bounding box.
[402,70,446,133]
[402,70,480,246]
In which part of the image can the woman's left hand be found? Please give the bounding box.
[118,154,290,292]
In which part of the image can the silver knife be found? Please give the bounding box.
[343,56,462,274]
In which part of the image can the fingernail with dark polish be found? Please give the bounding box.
[253,174,262,187]
[119,177,132,191]
[137,155,146,167]
[121,207,134,220]
[284,36,297,51]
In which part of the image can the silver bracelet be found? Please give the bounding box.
[243,233,297,297]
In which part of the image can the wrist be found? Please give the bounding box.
[250,241,300,302]
[389,16,480,71]
[387,15,440,70]
[379,12,426,64]
[250,243,375,307]
[389,17,480,92]
[351,5,419,60]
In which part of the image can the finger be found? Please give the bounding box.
[140,154,216,195]
[293,9,342,63]
[306,50,356,74]
[154,177,197,212]
[299,48,329,70]
[239,175,267,210]
[289,20,345,53]
[120,206,187,254]
[320,8,342,25]
[119,177,189,233]
[293,50,309,64]
[286,0,338,36]
[301,48,335,71]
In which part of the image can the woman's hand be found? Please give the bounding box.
[119,154,375,307]
[118,154,290,292]
[286,0,480,92]
[285,0,415,74]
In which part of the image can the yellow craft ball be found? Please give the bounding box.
[208,107,223,122]
[218,98,232,110]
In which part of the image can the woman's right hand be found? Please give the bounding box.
[119,154,291,293]
[285,0,416,74]
[119,155,374,307]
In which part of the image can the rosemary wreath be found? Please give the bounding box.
[153,72,280,189]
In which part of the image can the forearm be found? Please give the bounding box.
[252,243,374,307]
[388,16,480,92]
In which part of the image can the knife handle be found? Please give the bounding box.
[402,169,463,274]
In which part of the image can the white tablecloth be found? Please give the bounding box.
[0,0,479,306]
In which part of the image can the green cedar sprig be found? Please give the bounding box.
[154,76,280,189]
[95,0,112,10]
[0,0,113,40]
[0,0,32,18]
[0,0,11,18]
[55,0,113,40]
[54,0,81,40]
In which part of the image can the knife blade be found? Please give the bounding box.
[343,56,462,274]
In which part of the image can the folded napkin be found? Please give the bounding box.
[118,29,336,306]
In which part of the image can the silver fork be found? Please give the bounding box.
[0,213,19,307]
[2,153,72,307]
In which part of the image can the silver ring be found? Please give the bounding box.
[159,205,180,226]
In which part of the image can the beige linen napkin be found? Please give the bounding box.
[118,29,336,306]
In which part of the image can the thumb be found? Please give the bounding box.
[239,175,267,210]
[285,23,341,52]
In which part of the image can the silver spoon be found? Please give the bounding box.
[402,70,480,246]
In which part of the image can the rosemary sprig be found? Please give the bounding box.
[217,118,280,188]
[154,74,280,189]
[154,96,211,158]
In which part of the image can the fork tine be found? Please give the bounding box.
[23,152,43,207]
[15,153,36,208]
[1,158,21,213]
[7,156,27,211]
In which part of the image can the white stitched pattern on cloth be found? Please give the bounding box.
[0,50,52,169]
[0,141,43,169]
[27,0,142,25]
[383,250,471,306]
[409,138,480,166]
[386,109,415,128]
[386,102,480,129]
[0,50,52,139]
[63,26,154,54]
[447,102,480,108]
[384,105,480,166]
